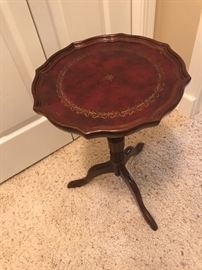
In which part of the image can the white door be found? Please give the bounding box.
[0,0,156,183]
[0,1,73,183]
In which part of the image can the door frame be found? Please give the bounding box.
[178,11,202,116]
[131,0,156,37]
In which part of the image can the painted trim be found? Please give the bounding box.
[177,93,197,117]
[0,117,72,183]
[102,0,111,34]
[132,0,156,37]
[143,0,156,38]
[178,12,202,116]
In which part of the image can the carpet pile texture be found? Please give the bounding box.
[0,111,201,270]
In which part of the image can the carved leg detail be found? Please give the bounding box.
[67,161,113,188]
[119,165,158,231]
[124,142,144,163]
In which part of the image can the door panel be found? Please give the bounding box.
[0,35,34,134]
[61,0,105,41]
[28,0,131,55]
[0,35,35,135]
[0,0,72,183]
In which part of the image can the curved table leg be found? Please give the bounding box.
[67,161,113,188]
[124,142,144,163]
[119,165,158,231]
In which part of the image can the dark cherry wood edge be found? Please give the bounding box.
[49,118,161,139]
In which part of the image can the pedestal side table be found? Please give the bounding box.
[32,34,191,230]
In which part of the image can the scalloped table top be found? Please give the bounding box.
[32,34,191,138]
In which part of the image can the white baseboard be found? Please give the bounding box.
[177,93,198,117]
[72,134,79,140]
[0,117,73,183]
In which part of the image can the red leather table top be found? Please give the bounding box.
[32,34,190,138]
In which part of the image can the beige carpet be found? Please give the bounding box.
[0,110,202,270]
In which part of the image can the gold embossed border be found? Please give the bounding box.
[56,52,165,119]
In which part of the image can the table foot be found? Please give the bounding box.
[119,165,158,231]
[67,161,113,188]
[124,142,144,163]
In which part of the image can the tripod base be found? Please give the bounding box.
[68,137,158,231]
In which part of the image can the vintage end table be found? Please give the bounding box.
[32,34,190,231]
